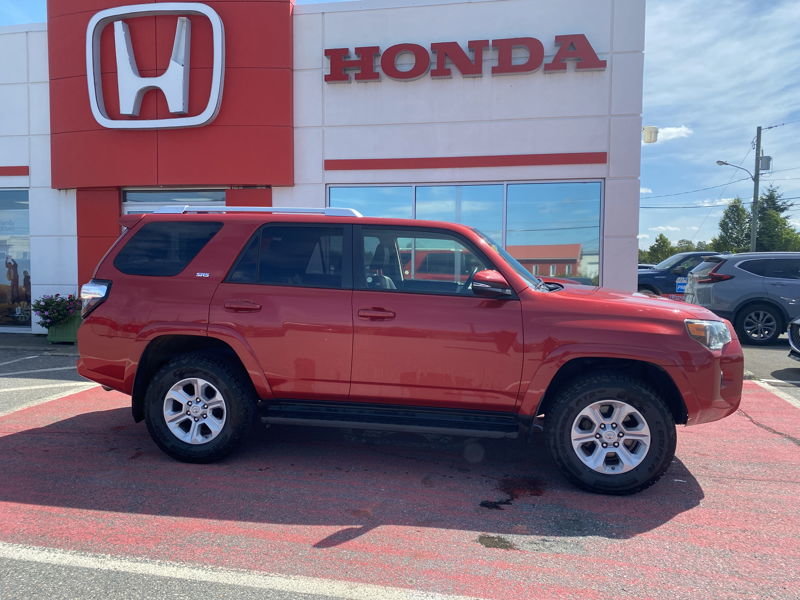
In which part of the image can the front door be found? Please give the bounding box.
[350,226,524,411]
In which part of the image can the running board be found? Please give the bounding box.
[261,401,520,439]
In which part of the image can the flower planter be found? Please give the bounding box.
[46,313,81,344]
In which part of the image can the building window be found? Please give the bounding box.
[122,190,226,214]
[0,190,30,327]
[329,181,602,284]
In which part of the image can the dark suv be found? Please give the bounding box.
[78,207,743,495]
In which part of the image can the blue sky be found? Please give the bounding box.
[2,0,799,250]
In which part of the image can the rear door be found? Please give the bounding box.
[210,223,353,400]
[350,225,524,411]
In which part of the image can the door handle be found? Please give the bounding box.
[224,300,262,313]
[358,308,396,321]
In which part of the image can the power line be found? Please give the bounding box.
[642,195,800,210]
[640,178,750,199]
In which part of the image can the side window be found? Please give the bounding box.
[765,259,800,280]
[739,259,770,276]
[359,227,490,295]
[227,225,346,289]
[114,221,222,276]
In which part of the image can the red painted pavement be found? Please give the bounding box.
[0,381,798,599]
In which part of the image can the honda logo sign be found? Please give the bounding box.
[86,2,225,129]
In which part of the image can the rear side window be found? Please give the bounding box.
[227,225,347,289]
[739,259,770,276]
[114,221,222,276]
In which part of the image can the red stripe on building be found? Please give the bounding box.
[0,166,29,176]
[324,152,607,171]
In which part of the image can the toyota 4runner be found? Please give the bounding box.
[78,206,744,494]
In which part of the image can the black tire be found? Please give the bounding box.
[144,352,256,463]
[545,373,677,495]
[734,303,783,346]
[637,286,659,296]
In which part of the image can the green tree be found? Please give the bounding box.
[674,239,697,252]
[754,186,800,251]
[646,233,674,264]
[712,197,750,252]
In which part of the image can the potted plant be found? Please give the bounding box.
[32,293,82,343]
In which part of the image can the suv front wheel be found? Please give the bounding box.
[545,374,677,495]
[144,352,256,463]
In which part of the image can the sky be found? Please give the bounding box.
[1,0,799,250]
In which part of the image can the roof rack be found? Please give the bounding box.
[153,206,363,217]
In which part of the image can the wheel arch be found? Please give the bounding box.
[733,298,789,333]
[535,357,687,425]
[131,335,263,423]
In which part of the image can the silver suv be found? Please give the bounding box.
[685,252,800,345]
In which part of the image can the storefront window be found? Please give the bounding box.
[416,185,503,241]
[122,190,226,214]
[328,181,602,284]
[0,190,30,327]
[329,187,413,218]
[507,182,601,284]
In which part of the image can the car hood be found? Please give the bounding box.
[534,284,722,322]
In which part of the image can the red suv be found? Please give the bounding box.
[78,207,743,494]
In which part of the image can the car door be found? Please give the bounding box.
[764,258,800,320]
[350,225,524,411]
[209,223,353,399]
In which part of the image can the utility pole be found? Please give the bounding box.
[750,126,762,252]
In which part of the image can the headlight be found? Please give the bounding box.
[685,319,731,350]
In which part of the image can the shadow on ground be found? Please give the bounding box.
[0,405,704,546]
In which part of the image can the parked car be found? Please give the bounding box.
[684,252,800,345]
[637,251,715,298]
[789,317,800,362]
[78,206,743,495]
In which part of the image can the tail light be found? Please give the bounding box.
[697,264,733,284]
[80,279,111,318]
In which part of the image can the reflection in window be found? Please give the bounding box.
[416,185,503,241]
[507,182,601,284]
[329,181,602,284]
[330,187,413,218]
[0,190,30,327]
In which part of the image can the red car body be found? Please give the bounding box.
[78,213,743,428]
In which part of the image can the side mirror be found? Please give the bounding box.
[472,269,514,298]
[671,266,686,275]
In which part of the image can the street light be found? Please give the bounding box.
[716,126,764,251]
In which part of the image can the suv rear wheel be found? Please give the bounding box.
[144,352,256,463]
[545,374,676,495]
[735,303,783,345]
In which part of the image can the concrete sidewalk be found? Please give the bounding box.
[0,332,78,355]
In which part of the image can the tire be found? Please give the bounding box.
[545,373,677,495]
[734,303,783,346]
[144,352,256,463]
[637,286,659,296]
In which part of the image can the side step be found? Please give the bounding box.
[261,401,520,439]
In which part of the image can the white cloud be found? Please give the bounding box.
[654,126,693,143]
[640,187,653,194]
[687,226,700,231]
[637,234,650,240]
[649,225,681,232]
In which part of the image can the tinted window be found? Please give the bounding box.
[227,225,345,289]
[738,259,770,276]
[765,259,800,280]
[114,221,222,276]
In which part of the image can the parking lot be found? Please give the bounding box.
[0,340,798,600]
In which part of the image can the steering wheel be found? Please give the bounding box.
[461,266,480,294]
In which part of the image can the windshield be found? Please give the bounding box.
[471,229,544,290]
[654,253,693,270]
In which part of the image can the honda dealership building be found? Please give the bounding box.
[0,0,644,332]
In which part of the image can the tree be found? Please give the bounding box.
[646,234,674,264]
[712,197,750,253]
[674,239,698,252]
[754,186,800,252]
